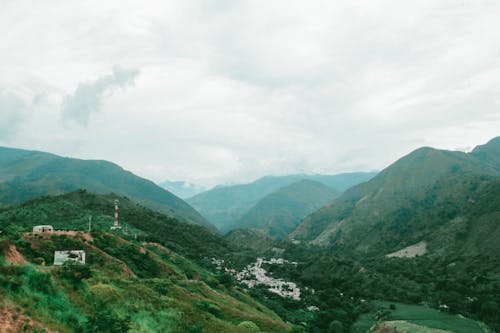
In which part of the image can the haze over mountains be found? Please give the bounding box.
[158,180,208,199]
[187,172,377,231]
[0,137,499,332]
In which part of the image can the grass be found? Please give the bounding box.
[0,230,292,333]
[351,301,488,333]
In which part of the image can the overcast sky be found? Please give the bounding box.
[1,0,499,186]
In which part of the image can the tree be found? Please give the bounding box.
[327,320,344,333]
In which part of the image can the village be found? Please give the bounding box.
[213,257,302,301]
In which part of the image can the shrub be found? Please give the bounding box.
[238,320,261,331]
[60,262,92,284]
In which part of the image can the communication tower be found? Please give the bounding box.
[110,199,122,230]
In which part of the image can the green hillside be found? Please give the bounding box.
[0,192,291,332]
[188,172,376,231]
[231,180,338,238]
[0,146,214,230]
[0,190,228,259]
[225,228,283,254]
[290,137,500,257]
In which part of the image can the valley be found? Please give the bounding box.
[1,137,499,332]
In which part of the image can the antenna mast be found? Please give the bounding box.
[110,199,122,230]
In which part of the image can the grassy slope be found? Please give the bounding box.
[290,137,500,256]
[0,146,214,230]
[351,301,489,333]
[0,229,291,332]
[232,180,338,238]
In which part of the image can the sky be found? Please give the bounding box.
[1,0,499,187]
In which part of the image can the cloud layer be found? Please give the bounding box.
[62,66,139,126]
[0,90,25,140]
[1,1,499,186]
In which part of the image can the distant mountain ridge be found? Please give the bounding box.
[0,146,215,230]
[290,136,500,256]
[158,180,208,199]
[187,172,377,230]
[231,179,338,237]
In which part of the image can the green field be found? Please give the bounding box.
[350,301,489,333]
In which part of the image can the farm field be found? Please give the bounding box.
[350,301,490,333]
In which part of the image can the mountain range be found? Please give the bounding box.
[0,146,214,230]
[1,138,499,332]
[231,179,338,238]
[158,180,209,199]
[290,136,500,257]
[187,172,377,231]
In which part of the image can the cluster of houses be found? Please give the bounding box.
[213,257,301,301]
[32,225,86,265]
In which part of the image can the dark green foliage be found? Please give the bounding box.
[93,233,161,278]
[60,262,92,283]
[194,300,223,319]
[291,137,500,258]
[0,190,231,260]
[231,180,338,238]
[0,146,213,229]
[87,301,131,333]
[188,172,376,231]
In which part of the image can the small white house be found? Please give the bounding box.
[54,250,86,265]
[33,225,54,234]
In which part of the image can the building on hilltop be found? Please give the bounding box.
[33,225,54,234]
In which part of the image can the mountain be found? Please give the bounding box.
[158,180,208,199]
[225,228,280,253]
[187,172,377,230]
[0,192,291,332]
[290,137,500,256]
[0,146,215,230]
[230,180,338,238]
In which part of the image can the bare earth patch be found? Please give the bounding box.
[386,241,427,258]
[3,245,27,265]
[372,320,453,333]
[0,306,54,333]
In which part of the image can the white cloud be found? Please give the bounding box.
[0,90,25,141]
[61,66,139,126]
[0,0,499,186]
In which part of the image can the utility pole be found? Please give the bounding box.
[88,216,92,233]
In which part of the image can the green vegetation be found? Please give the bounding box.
[1,138,500,332]
[0,146,213,229]
[0,221,292,332]
[187,172,376,231]
[231,180,337,238]
[352,301,487,333]
[0,190,230,259]
[291,136,500,257]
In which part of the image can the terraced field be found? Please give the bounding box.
[351,301,491,333]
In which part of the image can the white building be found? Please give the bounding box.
[33,225,54,234]
[54,250,86,265]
